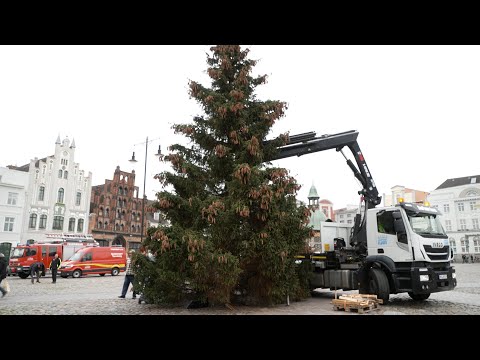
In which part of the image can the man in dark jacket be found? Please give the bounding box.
[0,253,8,297]
[30,261,44,284]
[49,253,61,284]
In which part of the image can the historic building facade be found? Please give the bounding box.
[427,175,480,261]
[89,166,146,250]
[7,136,92,243]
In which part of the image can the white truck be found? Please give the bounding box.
[267,130,457,302]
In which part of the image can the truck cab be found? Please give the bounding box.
[364,201,456,300]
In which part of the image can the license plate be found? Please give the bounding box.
[439,274,448,280]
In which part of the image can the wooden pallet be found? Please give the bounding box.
[332,294,382,313]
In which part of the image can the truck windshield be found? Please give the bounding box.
[11,248,26,258]
[408,214,447,238]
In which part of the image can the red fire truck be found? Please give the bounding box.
[9,234,98,279]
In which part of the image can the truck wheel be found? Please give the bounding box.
[368,268,390,303]
[72,269,82,278]
[408,292,430,301]
[111,268,119,276]
[18,273,29,279]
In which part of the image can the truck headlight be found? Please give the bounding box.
[65,265,73,268]
[452,272,456,279]
[420,275,430,282]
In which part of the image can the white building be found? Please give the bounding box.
[383,185,429,207]
[8,136,92,243]
[335,205,361,225]
[427,175,480,261]
[0,167,30,246]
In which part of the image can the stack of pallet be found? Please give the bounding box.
[332,294,383,313]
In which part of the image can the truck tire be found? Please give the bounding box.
[18,273,29,279]
[368,268,390,303]
[408,292,430,301]
[72,269,82,278]
[111,268,119,276]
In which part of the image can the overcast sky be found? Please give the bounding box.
[1,45,479,209]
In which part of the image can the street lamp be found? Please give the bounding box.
[129,136,162,244]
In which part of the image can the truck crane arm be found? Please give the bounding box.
[266,130,381,208]
[264,130,382,254]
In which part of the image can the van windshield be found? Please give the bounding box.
[68,251,85,261]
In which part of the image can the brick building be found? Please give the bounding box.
[89,166,145,250]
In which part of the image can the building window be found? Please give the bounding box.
[474,237,480,253]
[347,220,352,224]
[29,214,37,229]
[128,242,141,251]
[38,186,45,201]
[461,237,469,253]
[443,204,450,213]
[58,170,63,178]
[347,213,352,217]
[470,201,476,211]
[115,223,120,231]
[7,192,18,205]
[458,203,465,212]
[99,207,103,216]
[340,220,344,223]
[68,218,75,232]
[53,216,64,230]
[473,219,479,230]
[460,219,467,230]
[449,238,457,254]
[445,220,452,231]
[98,221,103,229]
[76,192,81,206]
[77,219,84,232]
[105,208,109,217]
[39,215,47,229]
[57,188,64,203]
[104,221,108,230]
[64,170,68,179]
[4,217,14,231]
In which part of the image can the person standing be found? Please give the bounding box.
[49,253,61,283]
[30,261,44,284]
[0,253,8,297]
[118,250,137,299]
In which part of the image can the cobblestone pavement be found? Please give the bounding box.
[1,263,479,315]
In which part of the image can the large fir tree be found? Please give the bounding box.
[135,45,312,306]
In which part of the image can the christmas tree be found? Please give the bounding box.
[135,45,312,306]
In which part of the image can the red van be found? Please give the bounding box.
[59,246,126,278]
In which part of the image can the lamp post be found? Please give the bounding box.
[129,137,161,244]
